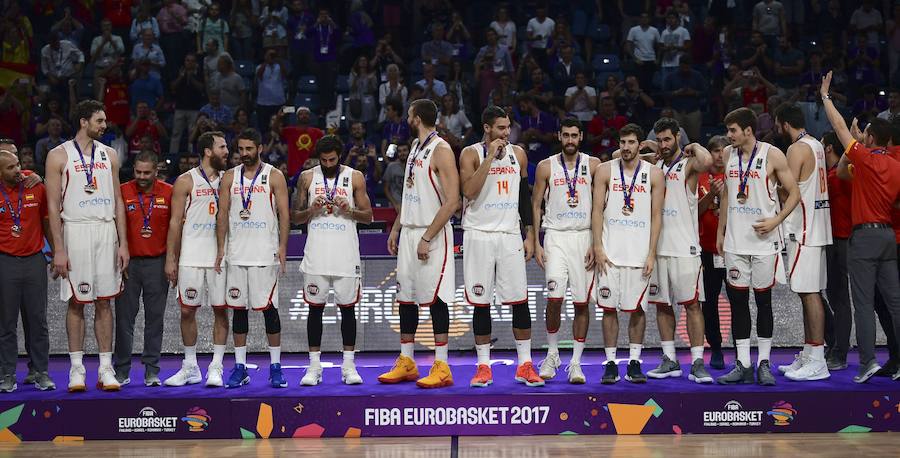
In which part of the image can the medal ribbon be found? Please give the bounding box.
[0,181,23,230]
[663,152,683,180]
[322,165,341,202]
[737,141,759,197]
[73,140,97,189]
[137,191,154,229]
[240,165,264,212]
[407,130,438,182]
[197,166,219,206]
[619,159,642,209]
[560,153,581,201]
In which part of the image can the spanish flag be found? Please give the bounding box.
[0,62,36,90]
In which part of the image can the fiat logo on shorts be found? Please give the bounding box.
[649,284,659,295]
[472,284,484,296]
[307,284,319,295]
[78,282,91,294]
[228,287,241,299]
[185,288,198,300]
[547,280,557,291]
[729,268,741,280]
[599,287,611,299]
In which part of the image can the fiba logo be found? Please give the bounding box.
[649,284,659,296]
[307,284,320,295]
[228,287,241,299]
[547,280,557,292]
[78,282,91,294]
[185,288,198,300]
[472,284,484,297]
[140,407,157,417]
[599,287,611,299]
[729,268,741,280]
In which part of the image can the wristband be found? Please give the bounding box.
[421,236,431,243]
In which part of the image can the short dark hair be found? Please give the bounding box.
[410,99,438,127]
[74,99,105,126]
[559,118,582,132]
[315,135,344,156]
[774,103,806,129]
[620,123,644,140]
[866,118,892,147]
[481,106,508,127]
[821,131,841,154]
[653,117,680,136]
[724,107,758,134]
[134,151,159,165]
[197,130,224,156]
[237,128,262,146]
[385,97,403,115]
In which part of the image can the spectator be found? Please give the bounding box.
[196,2,229,53]
[852,85,888,119]
[311,7,339,114]
[157,0,190,80]
[752,0,786,48]
[618,75,655,129]
[570,0,602,60]
[489,6,517,55]
[625,13,660,91]
[130,29,167,79]
[378,64,408,123]
[380,99,410,156]
[33,96,71,139]
[0,91,25,150]
[692,16,717,67]
[382,142,409,209]
[189,113,216,154]
[565,71,598,122]
[347,0,376,58]
[771,36,804,89]
[799,51,831,103]
[526,6,555,70]
[523,67,554,109]
[261,0,289,50]
[849,0,883,46]
[421,22,454,79]
[230,108,252,138]
[721,67,776,115]
[659,11,692,84]
[230,0,258,61]
[877,89,900,120]
[417,63,448,101]
[475,28,514,75]
[344,121,382,195]
[674,0,695,30]
[445,10,472,59]
[97,64,131,129]
[103,0,133,36]
[130,4,161,41]
[738,31,770,76]
[813,0,848,47]
[91,19,125,78]
[201,38,230,80]
[281,106,323,175]
[40,32,84,101]
[371,34,404,82]
[488,72,518,111]
[210,54,246,113]
[126,102,167,157]
[34,116,66,167]
[263,114,288,165]
[169,53,207,154]
[286,0,315,76]
[888,3,900,84]
[663,57,706,141]
[647,107,690,149]
[446,60,472,112]
[199,90,234,128]
[184,0,212,34]
[255,48,288,131]
[547,19,578,63]
[551,44,585,95]
[129,61,164,110]
[517,94,558,163]
[437,93,472,151]
[1,4,33,65]
[599,74,623,99]
[847,31,881,80]
[348,55,379,124]
[587,96,628,157]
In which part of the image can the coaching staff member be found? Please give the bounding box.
[113,152,173,387]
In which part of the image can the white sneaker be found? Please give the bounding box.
[778,352,806,374]
[341,363,363,385]
[785,359,831,381]
[539,352,561,380]
[206,363,224,387]
[97,365,121,391]
[68,365,86,393]
[301,364,323,386]
[566,362,586,384]
[164,362,202,387]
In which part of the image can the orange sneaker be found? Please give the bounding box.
[377,355,419,383]
[470,364,493,387]
[515,361,545,387]
[416,360,454,388]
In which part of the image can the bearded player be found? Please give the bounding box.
[163,131,231,387]
[379,99,461,388]
[460,106,541,387]
[532,119,601,384]
[293,135,372,386]
[716,107,800,386]
[774,103,833,381]
[593,124,664,384]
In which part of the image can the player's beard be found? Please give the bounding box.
[562,142,579,156]
[240,153,259,167]
[211,154,227,171]
[87,125,104,140]
[321,163,339,177]
[136,177,154,190]
[408,119,419,138]
[621,148,639,162]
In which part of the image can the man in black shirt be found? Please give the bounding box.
[169,53,207,155]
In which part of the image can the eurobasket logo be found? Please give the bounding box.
[118,406,179,433]
[702,400,764,427]
[768,401,797,426]
[181,407,212,432]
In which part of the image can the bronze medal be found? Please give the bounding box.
[736,191,748,204]
[10,225,21,238]
[622,204,633,216]
[239,208,251,220]
[84,183,96,194]
[140,226,153,238]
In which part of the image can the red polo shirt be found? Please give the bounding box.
[121,179,172,257]
[0,181,47,256]
[698,171,724,253]
[827,167,854,239]
[845,141,900,227]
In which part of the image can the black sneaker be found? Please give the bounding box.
[826,354,848,371]
[625,360,647,384]
[710,348,725,370]
[874,359,899,377]
[756,360,776,386]
[716,360,755,385]
[601,361,619,385]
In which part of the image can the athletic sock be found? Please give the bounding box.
[400,340,414,359]
[235,346,247,365]
[736,339,751,367]
[69,351,84,367]
[99,352,112,368]
[571,339,586,364]
[661,340,677,361]
[435,342,448,362]
[809,344,825,362]
[309,351,321,367]
[629,343,642,362]
[515,339,532,364]
[475,343,491,365]
[605,347,617,362]
[801,343,811,359]
[758,337,772,364]
[212,345,226,366]
[268,346,281,365]
[690,346,704,362]
[184,345,197,366]
[343,350,355,366]
[546,330,559,354]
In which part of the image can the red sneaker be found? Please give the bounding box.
[469,364,493,387]
[515,361,545,387]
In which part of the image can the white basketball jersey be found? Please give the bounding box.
[226,163,279,266]
[60,139,116,222]
[180,167,222,267]
[604,159,653,267]
[401,135,450,228]
[656,156,700,257]
[300,165,361,277]
[724,142,783,255]
[783,136,833,247]
[462,144,521,233]
[542,152,592,232]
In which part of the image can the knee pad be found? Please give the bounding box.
[263,306,281,334]
[430,299,449,335]
[232,309,249,334]
[400,303,419,335]
[340,306,357,347]
[473,306,492,336]
[307,306,324,347]
[512,303,532,330]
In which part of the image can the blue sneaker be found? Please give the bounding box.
[269,363,288,388]
[226,364,250,388]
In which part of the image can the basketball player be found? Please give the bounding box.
[773,103,833,381]
[293,135,372,386]
[45,100,128,392]
[460,107,542,387]
[378,99,460,389]
[592,124,664,384]
[532,119,601,384]
[640,117,714,383]
[716,107,800,386]
[163,131,231,387]
[215,128,290,388]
